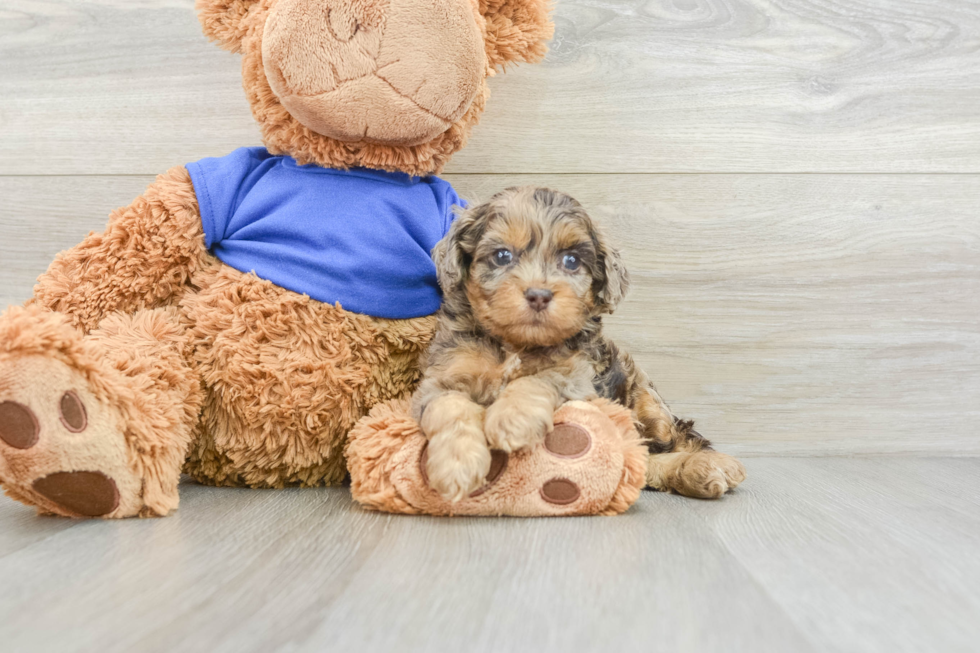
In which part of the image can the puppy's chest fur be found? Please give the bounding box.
[431,328,629,408]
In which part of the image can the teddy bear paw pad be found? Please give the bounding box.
[32,471,119,517]
[0,355,143,518]
[540,477,581,505]
[0,401,40,449]
[544,423,592,458]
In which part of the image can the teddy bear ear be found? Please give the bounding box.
[196,0,261,53]
[480,0,555,69]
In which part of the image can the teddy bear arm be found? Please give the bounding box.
[31,166,210,332]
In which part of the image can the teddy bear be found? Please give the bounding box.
[346,398,650,516]
[0,0,557,518]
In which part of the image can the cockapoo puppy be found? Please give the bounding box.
[413,187,746,502]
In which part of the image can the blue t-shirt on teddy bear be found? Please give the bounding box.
[186,147,462,319]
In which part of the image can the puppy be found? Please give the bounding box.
[413,187,746,502]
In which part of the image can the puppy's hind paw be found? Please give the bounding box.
[652,450,747,500]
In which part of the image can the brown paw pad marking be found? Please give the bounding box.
[468,450,508,498]
[419,446,509,498]
[0,401,40,449]
[545,423,592,458]
[59,391,87,433]
[541,478,581,505]
[32,471,119,517]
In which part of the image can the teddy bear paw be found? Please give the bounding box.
[0,354,143,518]
[410,401,641,515]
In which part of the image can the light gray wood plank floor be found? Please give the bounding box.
[0,457,977,653]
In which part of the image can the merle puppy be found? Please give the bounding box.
[413,187,745,502]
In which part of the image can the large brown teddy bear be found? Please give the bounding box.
[0,0,553,518]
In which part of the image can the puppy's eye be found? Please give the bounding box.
[493,248,514,266]
[562,253,581,271]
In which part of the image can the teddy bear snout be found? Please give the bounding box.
[261,0,487,147]
[326,6,361,43]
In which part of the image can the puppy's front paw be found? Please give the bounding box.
[425,430,492,502]
[484,399,553,453]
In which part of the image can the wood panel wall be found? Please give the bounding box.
[2,0,978,454]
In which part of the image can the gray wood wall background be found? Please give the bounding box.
[1,0,977,456]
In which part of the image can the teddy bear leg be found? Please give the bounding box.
[0,306,201,518]
[348,398,649,516]
[178,266,437,489]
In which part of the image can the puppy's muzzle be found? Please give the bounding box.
[525,288,553,312]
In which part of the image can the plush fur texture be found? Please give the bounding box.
[30,167,209,333]
[180,260,436,488]
[0,0,553,518]
[0,168,434,517]
[412,187,746,501]
[347,397,648,516]
[480,0,553,69]
[199,0,553,175]
[261,0,487,146]
[0,305,201,517]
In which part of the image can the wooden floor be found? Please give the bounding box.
[0,457,977,653]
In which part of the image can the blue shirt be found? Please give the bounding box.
[186,147,461,319]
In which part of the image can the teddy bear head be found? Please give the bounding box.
[197,0,553,175]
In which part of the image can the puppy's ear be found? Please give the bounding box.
[432,202,493,293]
[593,231,631,314]
[197,0,261,53]
[431,220,466,292]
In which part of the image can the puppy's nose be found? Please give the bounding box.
[525,288,554,312]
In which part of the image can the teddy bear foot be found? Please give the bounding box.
[0,353,146,518]
[0,306,198,518]
[347,398,649,516]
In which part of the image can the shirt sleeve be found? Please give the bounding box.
[439,180,467,236]
[186,147,271,249]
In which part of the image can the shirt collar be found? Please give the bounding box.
[282,157,420,186]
